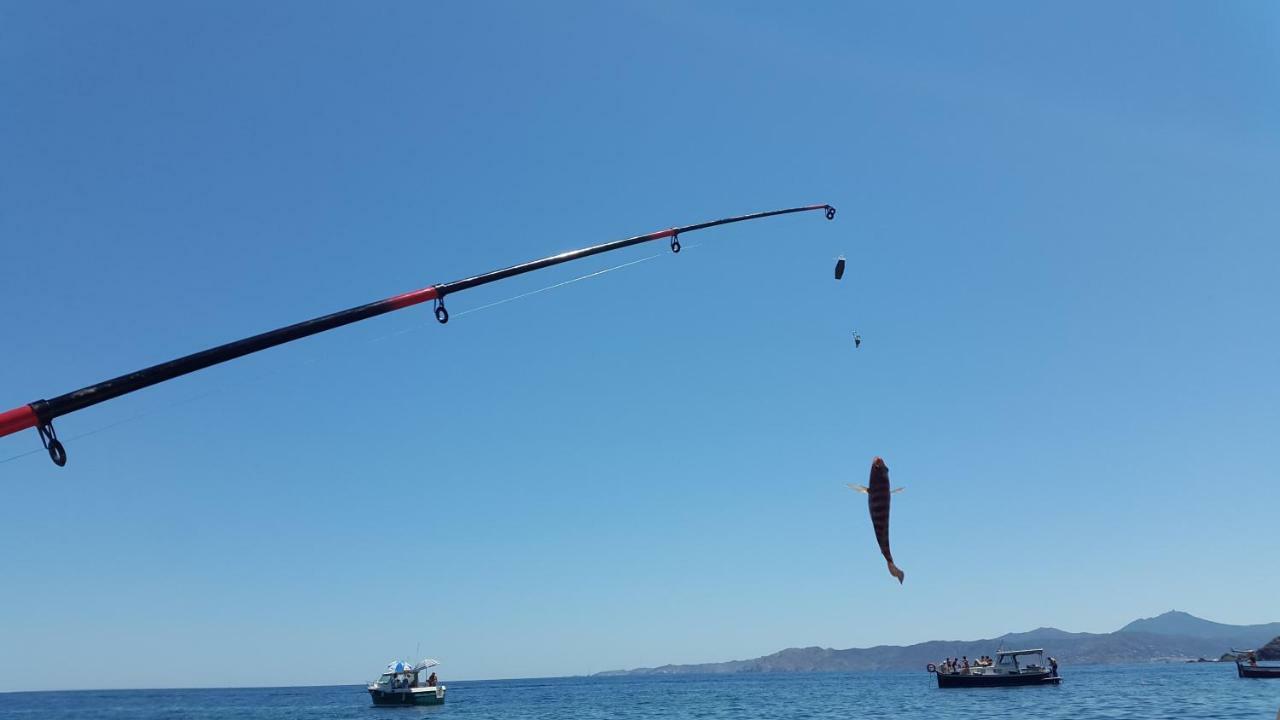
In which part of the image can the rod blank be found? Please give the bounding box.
[1,204,835,465]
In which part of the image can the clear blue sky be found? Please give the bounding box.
[2,1,1278,692]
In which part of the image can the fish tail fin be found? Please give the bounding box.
[887,561,905,584]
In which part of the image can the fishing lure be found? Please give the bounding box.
[1,204,836,466]
[848,456,905,584]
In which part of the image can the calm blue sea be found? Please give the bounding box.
[2,664,1277,719]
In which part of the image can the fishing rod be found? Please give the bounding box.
[0,203,836,466]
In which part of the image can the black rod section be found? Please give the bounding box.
[31,287,440,423]
[436,205,831,296]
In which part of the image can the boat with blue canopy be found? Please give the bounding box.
[367,658,446,706]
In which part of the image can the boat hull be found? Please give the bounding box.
[368,687,446,705]
[936,671,1060,688]
[1237,664,1280,679]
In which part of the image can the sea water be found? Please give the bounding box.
[1,663,1277,719]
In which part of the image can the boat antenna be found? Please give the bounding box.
[0,203,835,467]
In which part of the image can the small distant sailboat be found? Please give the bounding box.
[367,658,446,705]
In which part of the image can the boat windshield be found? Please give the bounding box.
[996,652,1043,670]
[376,673,394,686]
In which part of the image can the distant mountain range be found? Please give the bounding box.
[595,611,1280,676]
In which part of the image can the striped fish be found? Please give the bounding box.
[848,456,905,584]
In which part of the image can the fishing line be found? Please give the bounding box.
[369,241,705,345]
[449,237,708,319]
[1,353,332,467]
[454,249,673,318]
[0,409,163,465]
[0,243,706,467]
[0,382,261,466]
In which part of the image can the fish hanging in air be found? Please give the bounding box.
[848,456,905,583]
[852,332,861,348]
[834,255,846,280]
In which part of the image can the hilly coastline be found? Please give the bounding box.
[596,611,1280,676]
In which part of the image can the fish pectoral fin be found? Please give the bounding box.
[847,484,870,494]
[891,487,905,494]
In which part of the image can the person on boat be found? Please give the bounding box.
[962,656,970,673]
[1049,657,1058,676]
[427,672,438,687]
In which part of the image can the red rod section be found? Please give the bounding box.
[0,405,38,437]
